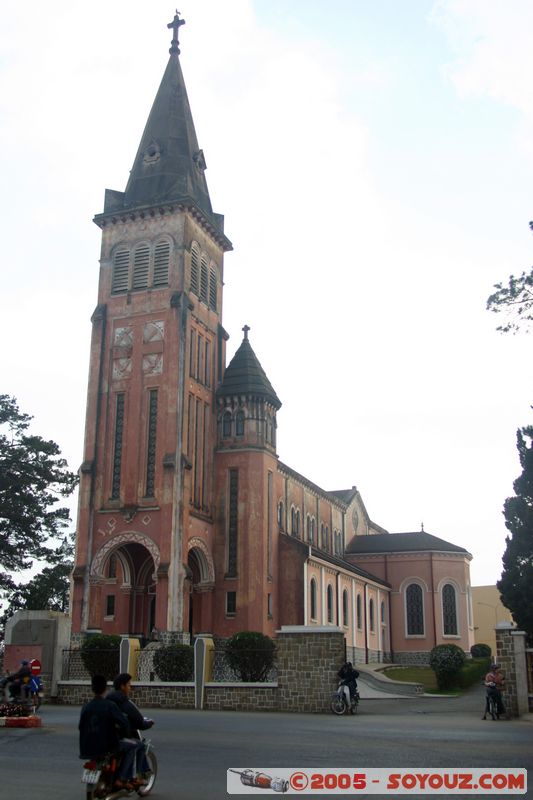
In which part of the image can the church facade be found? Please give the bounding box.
[71,14,475,665]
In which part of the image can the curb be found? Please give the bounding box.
[0,716,42,728]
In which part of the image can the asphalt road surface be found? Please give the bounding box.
[0,683,531,800]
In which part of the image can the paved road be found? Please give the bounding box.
[0,684,531,800]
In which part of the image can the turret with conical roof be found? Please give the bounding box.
[217,326,281,451]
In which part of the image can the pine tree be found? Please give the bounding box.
[497,424,533,640]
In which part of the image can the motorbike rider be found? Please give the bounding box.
[79,674,134,790]
[1,659,32,700]
[107,672,154,786]
[483,663,505,719]
[337,661,359,701]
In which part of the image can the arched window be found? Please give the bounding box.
[112,248,130,293]
[132,243,150,289]
[310,578,317,620]
[306,515,311,541]
[327,584,334,623]
[369,598,375,632]
[295,510,300,537]
[190,244,200,295]
[235,410,244,436]
[406,583,424,635]
[153,240,170,286]
[277,501,284,530]
[442,583,458,635]
[291,507,296,535]
[309,518,315,545]
[107,553,117,579]
[342,589,349,627]
[356,594,362,629]
[271,417,277,448]
[222,411,232,438]
[320,524,325,549]
[381,600,386,624]
[325,526,330,551]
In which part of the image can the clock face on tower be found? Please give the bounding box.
[352,509,359,532]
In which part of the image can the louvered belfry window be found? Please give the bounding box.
[190,245,200,295]
[145,389,158,497]
[153,240,170,286]
[112,249,130,293]
[132,243,150,289]
[208,265,217,310]
[200,255,208,303]
[111,393,125,499]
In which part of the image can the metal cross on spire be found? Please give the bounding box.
[167,10,186,55]
[242,324,250,340]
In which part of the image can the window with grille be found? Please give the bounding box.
[310,579,317,620]
[111,393,125,499]
[222,411,232,438]
[132,243,150,289]
[209,265,217,310]
[226,591,236,616]
[190,245,200,295]
[406,583,424,635]
[442,583,458,635]
[153,240,170,286]
[200,255,208,303]
[342,589,349,627]
[112,249,130,292]
[327,584,334,623]
[227,469,238,576]
[145,389,158,497]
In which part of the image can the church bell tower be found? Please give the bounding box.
[71,13,232,644]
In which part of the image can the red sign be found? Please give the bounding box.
[30,659,41,676]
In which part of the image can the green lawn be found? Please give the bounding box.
[382,666,439,692]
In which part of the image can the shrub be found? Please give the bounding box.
[457,657,491,690]
[80,634,121,680]
[429,644,466,690]
[153,644,194,681]
[225,631,276,682]
[470,643,491,659]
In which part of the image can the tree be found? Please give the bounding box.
[497,423,533,641]
[486,222,533,333]
[0,395,78,595]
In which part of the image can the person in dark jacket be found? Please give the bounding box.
[79,674,134,790]
[1,659,32,699]
[337,662,359,700]
[107,673,154,784]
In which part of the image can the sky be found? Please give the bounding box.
[1,0,532,589]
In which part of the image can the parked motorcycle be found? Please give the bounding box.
[81,733,157,799]
[331,682,359,715]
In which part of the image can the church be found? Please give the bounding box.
[71,13,475,665]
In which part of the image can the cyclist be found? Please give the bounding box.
[482,663,505,719]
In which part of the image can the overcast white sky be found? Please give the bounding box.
[1,0,532,588]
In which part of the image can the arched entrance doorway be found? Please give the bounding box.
[91,534,159,639]
[187,539,215,639]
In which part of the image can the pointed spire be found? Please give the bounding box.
[217,329,282,409]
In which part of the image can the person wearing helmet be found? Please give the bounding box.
[483,663,505,719]
[338,661,359,702]
[0,659,32,701]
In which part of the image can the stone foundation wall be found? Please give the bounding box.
[205,683,278,711]
[57,681,195,708]
[393,650,431,666]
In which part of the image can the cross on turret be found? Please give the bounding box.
[167,10,185,55]
[242,324,250,340]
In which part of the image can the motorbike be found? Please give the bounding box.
[82,732,157,799]
[1,675,42,714]
[331,681,359,715]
